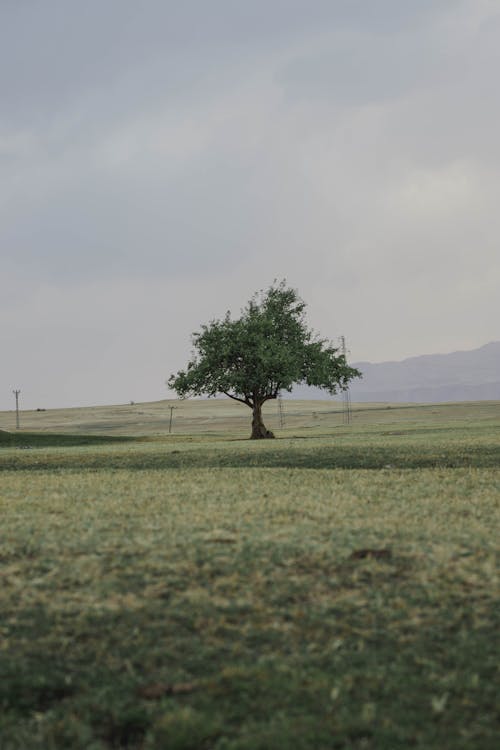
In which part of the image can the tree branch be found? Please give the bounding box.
[223,391,252,407]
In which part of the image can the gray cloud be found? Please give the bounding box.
[1,0,499,409]
[0,0,455,126]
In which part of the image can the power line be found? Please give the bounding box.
[278,396,285,428]
[13,389,21,430]
[168,405,176,434]
[339,337,352,425]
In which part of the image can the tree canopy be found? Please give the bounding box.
[168,281,361,439]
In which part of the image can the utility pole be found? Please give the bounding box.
[340,337,352,425]
[13,389,21,430]
[168,405,176,434]
[278,396,285,428]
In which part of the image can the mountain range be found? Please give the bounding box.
[291,341,500,402]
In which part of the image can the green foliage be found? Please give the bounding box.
[168,281,361,408]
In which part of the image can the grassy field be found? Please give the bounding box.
[1,400,499,749]
[3,396,500,437]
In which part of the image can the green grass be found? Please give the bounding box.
[1,404,499,749]
[3,397,500,438]
[0,430,135,448]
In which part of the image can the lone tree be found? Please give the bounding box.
[168,281,361,439]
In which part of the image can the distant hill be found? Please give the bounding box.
[290,341,500,403]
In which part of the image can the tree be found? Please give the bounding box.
[168,281,361,439]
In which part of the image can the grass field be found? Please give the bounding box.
[3,396,500,437]
[1,400,499,749]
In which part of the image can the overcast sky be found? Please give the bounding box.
[1,0,499,410]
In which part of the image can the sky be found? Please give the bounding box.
[1,0,499,410]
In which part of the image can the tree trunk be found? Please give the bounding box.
[251,401,275,439]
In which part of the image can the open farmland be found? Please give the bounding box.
[1,401,499,749]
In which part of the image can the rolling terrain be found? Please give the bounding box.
[2,396,500,438]
[292,341,500,402]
